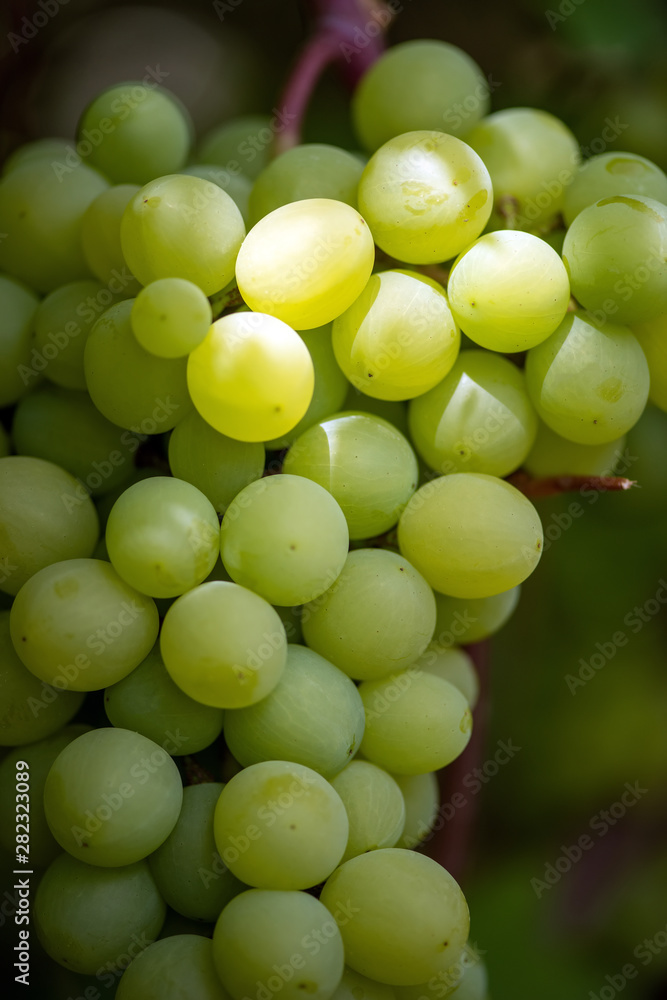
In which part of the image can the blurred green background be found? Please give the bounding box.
[1,0,666,997]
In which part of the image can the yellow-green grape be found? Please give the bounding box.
[447,231,570,352]
[353,40,489,150]
[332,968,397,1000]
[465,107,580,231]
[10,557,159,690]
[197,115,273,180]
[343,385,410,436]
[393,772,439,850]
[33,280,110,391]
[117,935,230,1000]
[105,645,224,754]
[182,163,252,225]
[213,889,344,1000]
[223,643,365,778]
[80,184,143,294]
[235,199,375,329]
[398,474,543,598]
[524,312,650,444]
[0,159,108,292]
[633,311,667,411]
[407,350,538,478]
[220,475,349,606]
[265,325,349,449]
[562,195,667,325]
[359,671,472,775]
[524,421,628,477]
[395,944,488,1000]
[320,849,469,986]
[77,83,192,184]
[284,412,418,540]
[330,760,406,862]
[431,587,521,647]
[214,760,349,889]
[121,175,245,295]
[160,580,287,708]
[35,854,165,974]
[131,278,212,358]
[84,299,191,433]
[0,273,40,406]
[2,137,72,175]
[332,271,460,400]
[301,549,436,681]
[0,612,85,746]
[11,384,137,495]
[563,152,667,226]
[414,645,479,709]
[357,132,492,265]
[187,311,314,442]
[0,456,99,596]
[43,727,183,866]
[249,144,364,224]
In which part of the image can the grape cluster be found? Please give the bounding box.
[1,35,665,1000]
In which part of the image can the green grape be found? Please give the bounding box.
[302,549,436,681]
[80,184,143,294]
[407,350,537,478]
[2,137,72,175]
[523,421,628,477]
[431,587,521,647]
[634,311,667,411]
[33,280,111,391]
[121,175,245,295]
[446,231,570,352]
[44,726,182,866]
[34,853,165,974]
[0,456,99,596]
[84,299,191,433]
[10,557,159,690]
[414,646,479,709]
[359,671,471,775]
[0,611,85,746]
[197,115,273,181]
[131,277,212,358]
[343,386,410,436]
[183,163,252,226]
[224,643,365,777]
[464,108,580,231]
[213,760,348,889]
[235,199,375,329]
[394,944,488,1000]
[562,195,667,325]
[213,888,344,1000]
[0,159,108,292]
[116,934,230,1000]
[187,312,314,442]
[168,408,265,514]
[106,477,220,598]
[330,760,405,862]
[353,40,489,151]
[398,474,543,598]
[78,83,192,184]
[0,274,41,409]
[332,967,397,1000]
[220,475,348,606]
[249,144,364,224]
[332,271,460,400]
[393,772,439,850]
[357,132,492,265]
[149,784,246,921]
[104,645,224,754]
[160,581,287,708]
[284,412,418,540]
[563,152,667,227]
[11,384,137,495]
[94,465,162,529]
[265,325,349,450]
[524,312,650,444]
[0,724,90,866]
[320,849,469,986]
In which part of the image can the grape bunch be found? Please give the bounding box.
[0,32,665,1000]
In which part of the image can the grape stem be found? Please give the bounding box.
[508,472,637,499]
[275,0,394,153]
